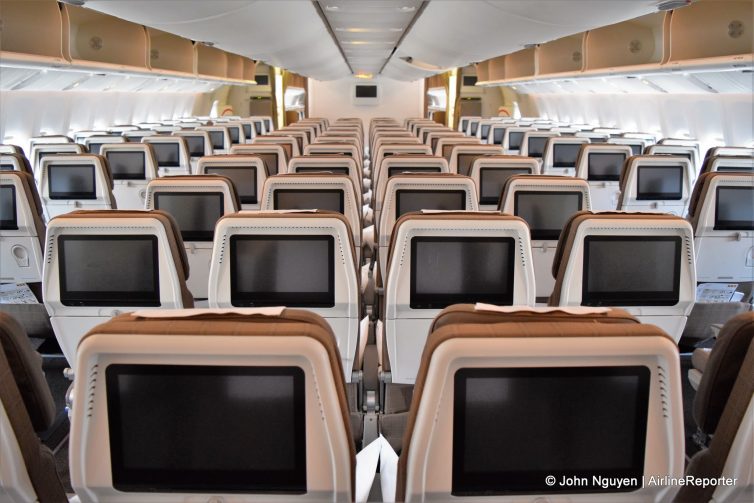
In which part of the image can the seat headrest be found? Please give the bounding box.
[550,211,689,279]
[0,313,56,432]
[149,174,242,211]
[55,209,190,280]
[385,211,528,283]
[693,312,754,434]
[1,153,33,174]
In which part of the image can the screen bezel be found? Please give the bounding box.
[0,185,18,230]
[58,235,160,307]
[395,189,466,219]
[514,191,583,240]
[714,186,754,231]
[106,364,307,494]
[106,151,147,180]
[48,164,97,200]
[410,236,515,309]
[508,132,524,150]
[527,137,547,158]
[184,135,206,158]
[153,192,224,242]
[208,131,225,150]
[582,235,682,306]
[636,166,683,200]
[452,365,650,496]
[272,189,345,213]
[229,235,335,308]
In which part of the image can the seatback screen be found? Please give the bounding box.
[395,190,466,218]
[209,131,225,150]
[48,165,96,199]
[242,123,252,139]
[205,167,257,205]
[153,192,224,241]
[716,165,754,173]
[88,142,105,155]
[106,151,146,180]
[480,124,490,141]
[152,143,180,168]
[59,235,159,306]
[636,166,683,200]
[492,128,505,145]
[273,189,344,213]
[184,136,205,158]
[527,137,547,158]
[715,186,754,230]
[583,236,682,306]
[479,168,531,205]
[388,166,442,177]
[0,185,17,230]
[0,164,15,171]
[453,366,649,495]
[411,237,514,309]
[553,144,582,168]
[469,122,479,136]
[106,364,306,493]
[588,153,626,181]
[230,235,334,307]
[508,132,524,151]
[514,191,583,240]
[229,126,240,144]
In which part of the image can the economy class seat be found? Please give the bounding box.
[30,143,86,174]
[574,143,634,210]
[288,155,362,203]
[99,143,159,210]
[435,136,482,160]
[259,173,364,264]
[82,135,126,156]
[254,134,299,159]
[0,312,66,503]
[207,210,363,379]
[380,212,535,387]
[42,210,193,366]
[376,173,478,276]
[35,154,116,220]
[0,144,25,156]
[173,130,214,172]
[69,308,354,502]
[396,304,683,503]
[468,155,539,210]
[0,171,54,339]
[500,126,535,155]
[499,175,591,301]
[617,155,695,216]
[145,175,240,301]
[677,312,754,503]
[549,212,696,342]
[374,155,448,202]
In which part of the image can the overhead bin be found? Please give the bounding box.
[147,28,194,76]
[0,0,67,65]
[667,0,753,65]
[487,55,506,81]
[195,43,227,79]
[504,47,536,80]
[585,12,669,73]
[538,33,585,76]
[62,2,149,71]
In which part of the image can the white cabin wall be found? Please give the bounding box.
[517,92,754,153]
[308,77,424,131]
[0,91,205,154]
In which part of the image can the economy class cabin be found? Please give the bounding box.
[1,0,754,502]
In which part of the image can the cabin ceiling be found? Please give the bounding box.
[84,0,666,82]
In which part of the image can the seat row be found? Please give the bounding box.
[2,305,752,502]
